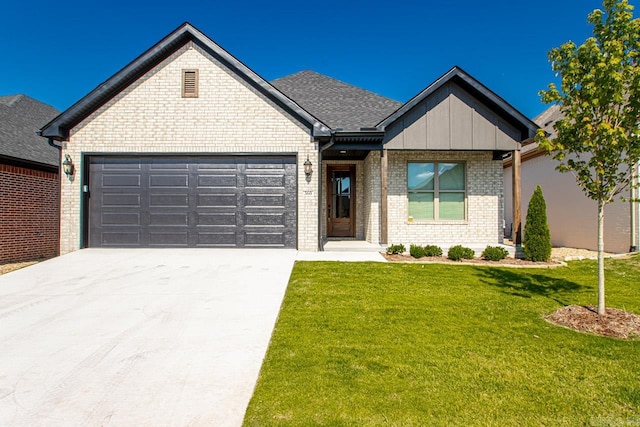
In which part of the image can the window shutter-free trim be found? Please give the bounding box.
[182,69,198,97]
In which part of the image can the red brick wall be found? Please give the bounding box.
[0,163,60,263]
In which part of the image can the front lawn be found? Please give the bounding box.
[244,255,640,426]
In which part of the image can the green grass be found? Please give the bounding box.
[244,255,640,426]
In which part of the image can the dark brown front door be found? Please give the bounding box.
[327,165,355,237]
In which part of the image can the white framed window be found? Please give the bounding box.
[407,162,466,220]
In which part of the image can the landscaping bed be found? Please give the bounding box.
[381,252,562,267]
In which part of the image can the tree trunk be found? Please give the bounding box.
[597,201,606,315]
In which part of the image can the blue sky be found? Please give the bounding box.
[2,0,608,119]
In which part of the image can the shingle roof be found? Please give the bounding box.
[520,105,562,156]
[270,70,403,131]
[0,95,60,167]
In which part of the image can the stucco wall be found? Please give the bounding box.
[61,42,318,253]
[387,150,503,247]
[504,155,635,253]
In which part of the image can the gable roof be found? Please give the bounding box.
[271,70,402,131]
[0,95,60,167]
[39,23,331,140]
[377,66,539,142]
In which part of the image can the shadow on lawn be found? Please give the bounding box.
[475,267,584,305]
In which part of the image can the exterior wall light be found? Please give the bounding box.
[62,154,74,176]
[304,157,313,177]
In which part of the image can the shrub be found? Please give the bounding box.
[482,245,509,261]
[410,244,426,258]
[447,245,475,261]
[523,185,552,262]
[423,245,443,257]
[386,244,406,255]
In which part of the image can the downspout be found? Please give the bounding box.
[47,137,63,257]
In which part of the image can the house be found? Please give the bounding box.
[503,105,639,253]
[0,95,60,263]
[39,23,538,253]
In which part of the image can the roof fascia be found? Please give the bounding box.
[40,23,330,140]
[376,66,539,141]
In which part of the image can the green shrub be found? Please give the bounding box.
[482,246,509,261]
[423,245,443,257]
[523,185,552,262]
[410,244,426,258]
[386,244,406,255]
[447,245,475,261]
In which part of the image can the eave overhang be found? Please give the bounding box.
[39,22,330,140]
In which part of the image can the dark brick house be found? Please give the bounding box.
[0,95,60,263]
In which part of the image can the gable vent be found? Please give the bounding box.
[182,69,199,98]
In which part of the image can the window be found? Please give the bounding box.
[408,162,465,220]
[182,69,199,98]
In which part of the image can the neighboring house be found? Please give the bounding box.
[39,23,538,253]
[504,105,639,253]
[0,95,60,263]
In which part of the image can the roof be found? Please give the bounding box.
[519,105,562,157]
[271,70,403,131]
[377,66,540,142]
[0,95,60,167]
[40,23,331,140]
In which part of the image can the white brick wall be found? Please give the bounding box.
[363,151,381,244]
[386,150,504,247]
[60,42,319,253]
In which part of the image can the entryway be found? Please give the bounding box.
[326,165,355,237]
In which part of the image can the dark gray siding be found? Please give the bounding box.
[88,156,297,248]
[383,82,521,151]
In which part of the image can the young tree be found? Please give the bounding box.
[523,186,552,262]
[537,0,640,315]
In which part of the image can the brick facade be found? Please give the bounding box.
[0,163,59,262]
[61,43,319,253]
[385,150,504,248]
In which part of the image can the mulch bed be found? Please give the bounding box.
[546,305,640,339]
[382,253,561,267]
[0,261,38,275]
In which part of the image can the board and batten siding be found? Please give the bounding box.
[383,82,521,151]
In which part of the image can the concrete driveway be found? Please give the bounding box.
[0,248,297,426]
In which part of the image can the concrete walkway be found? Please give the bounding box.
[0,249,296,427]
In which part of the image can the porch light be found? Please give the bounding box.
[62,154,74,176]
[303,157,313,177]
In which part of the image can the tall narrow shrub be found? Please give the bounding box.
[523,185,552,262]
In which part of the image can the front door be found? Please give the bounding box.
[327,165,355,237]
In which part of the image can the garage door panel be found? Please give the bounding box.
[149,213,189,226]
[197,193,238,208]
[102,212,141,226]
[245,212,285,226]
[103,174,141,187]
[101,231,141,246]
[244,232,285,246]
[149,231,189,246]
[89,156,296,248]
[245,193,285,208]
[149,194,189,208]
[196,232,237,246]
[245,174,285,188]
[197,213,237,226]
[102,193,141,207]
[149,174,189,188]
[198,174,237,187]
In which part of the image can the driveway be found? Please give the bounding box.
[0,248,296,426]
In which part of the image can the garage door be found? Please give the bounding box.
[88,156,297,248]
